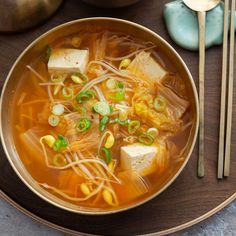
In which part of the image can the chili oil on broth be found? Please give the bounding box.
[12,30,194,210]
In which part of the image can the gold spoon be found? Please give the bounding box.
[183,0,220,177]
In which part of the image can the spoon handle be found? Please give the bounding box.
[197,11,206,178]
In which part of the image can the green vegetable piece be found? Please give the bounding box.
[138,133,154,146]
[53,134,68,151]
[62,87,74,99]
[116,81,124,89]
[76,118,91,132]
[128,120,140,134]
[110,118,130,125]
[53,153,67,167]
[48,115,60,127]
[93,102,111,116]
[154,96,167,112]
[50,74,64,83]
[109,105,113,113]
[99,116,109,132]
[76,90,96,104]
[147,127,159,139]
[73,106,87,116]
[109,91,125,101]
[46,46,52,60]
[106,78,117,89]
[101,147,111,164]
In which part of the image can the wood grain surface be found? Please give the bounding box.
[0,0,235,235]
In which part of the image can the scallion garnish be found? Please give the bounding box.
[147,128,159,139]
[53,135,68,151]
[110,118,130,125]
[106,78,117,89]
[76,118,91,132]
[53,153,67,167]
[50,74,64,83]
[62,87,74,99]
[52,104,64,116]
[93,102,111,116]
[73,106,87,116]
[138,133,154,146]
[99,116,109,132]
[109,91,125,101]
[154,96,167,112]
[48,114,60,127]
[76,90,96,104]
[100,147,111,164]
[116,81,124,89]
[128,120,140,134]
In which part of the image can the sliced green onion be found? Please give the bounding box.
[119,58,131,70]
[154,96,167,112]
[93,102,111,116]
[53,154,67,167]
[147,128,159,138]
[46,46,52,60]
[62,87,74,99]
[51,74,64,83]
[128,120,140,134]
[100,147,111,164]
[138,133,154,146]
[76,118,91,132]
[71,37,81,48]
[76,90,96,104]
[71,72,88,84]
[116,81,124,89]
[110,118,130,125]
[109,91,125,101]
[53,134,68,151]
[52,104,64,116]
[99,116,109,132]
[109,105,113,113]
[73,106,86,116]
[106,78,117,89]
[48,115,60,127]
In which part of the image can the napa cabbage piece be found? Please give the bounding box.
[131,85,189,133]
[127,51,167,83]
[157,84,189,120]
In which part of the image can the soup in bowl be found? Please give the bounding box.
[0,18,199,214]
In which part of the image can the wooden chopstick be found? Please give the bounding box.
[197,11,206,178]
[224,0,236,177]
[218,0,229,179]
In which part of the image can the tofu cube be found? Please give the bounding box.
[120,144,157,176]
[48,49,89,74]
[127,51,166,82]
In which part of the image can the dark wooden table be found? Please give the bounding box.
[0,0,235,235]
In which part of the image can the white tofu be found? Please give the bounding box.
[127,51,166,82]
[48,49,89,74]
[120,144,157,176]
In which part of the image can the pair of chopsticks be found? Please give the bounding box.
[218,0,236,179]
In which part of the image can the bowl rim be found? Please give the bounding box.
[0,17,199,215]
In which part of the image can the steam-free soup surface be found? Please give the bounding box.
[13,30,194,210]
